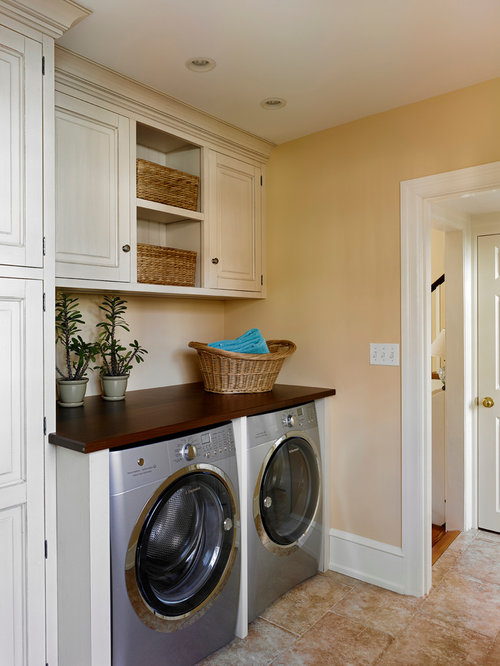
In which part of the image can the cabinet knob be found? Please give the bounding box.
[122,244,131,253]
[211,257,219,264]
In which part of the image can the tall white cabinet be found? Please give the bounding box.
[0,2,90,665]
[0,25,43,268]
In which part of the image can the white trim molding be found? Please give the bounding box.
[329,529,405,594]
[0,0,90,38]
[400,161,500,597]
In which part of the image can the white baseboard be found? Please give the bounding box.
[329,528,406,594]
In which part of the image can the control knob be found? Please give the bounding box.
[285,414,296,427]
[182,444,197,461]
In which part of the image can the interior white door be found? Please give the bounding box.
[478,234,500,533]
[0,26,43,268]
[0,278,45,664]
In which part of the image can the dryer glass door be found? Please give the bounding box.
[260,437,320,546]
[134,470,236,620]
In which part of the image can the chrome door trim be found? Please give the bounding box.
[125,463,239,632]
[253,431,321,556]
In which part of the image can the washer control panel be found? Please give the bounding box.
[171,423,235,470]
[109,422,236,495]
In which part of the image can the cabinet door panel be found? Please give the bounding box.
[0,278,44,664]
[55,92,130,281]
[0,27,43,268]
[208,153,262,292]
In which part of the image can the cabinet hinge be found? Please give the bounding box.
[43,416,47,436]
[42,56,45,75]
[42,236,46,256]
[260,175,263,186]
[43,292,46,312]
[261,274,263,286]
[44,540,48,559]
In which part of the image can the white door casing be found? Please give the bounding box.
[477,234,500,533]
[0,277,45,665]
[207,152,262,292]
[400,162,500,596]
[0,26,43,268]
[55,91,130,282]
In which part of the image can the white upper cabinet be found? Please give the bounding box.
[0,26,43,268]
[54,50,271,297]
[206,152,262,292]
[55,92,131,281]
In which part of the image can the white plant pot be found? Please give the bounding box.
[57,378,89,407]
[101,374,129,401]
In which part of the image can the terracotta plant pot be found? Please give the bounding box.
[57,378,89,407]
[101,374,129,401]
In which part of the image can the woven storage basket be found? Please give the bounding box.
[188,340,296,394]
[137,243,197,286]
[136,158,199,211]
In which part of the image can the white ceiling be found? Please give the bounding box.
[58,0,500,144]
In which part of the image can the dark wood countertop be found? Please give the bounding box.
[49,382,336,453]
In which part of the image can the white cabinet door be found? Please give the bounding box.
[0,27,43,268]
[55,92,131,282]
[207,152,262,292]
[0,278,44,665]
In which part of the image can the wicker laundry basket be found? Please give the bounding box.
[188,340,296,394]
[136,158,199,211]
[137,243,196,286]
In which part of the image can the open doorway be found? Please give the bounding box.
[401,161,500,597]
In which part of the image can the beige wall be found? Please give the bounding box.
[57,294,224,396]
[225,77,500,547]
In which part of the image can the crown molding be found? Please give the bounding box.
[55,47,274,163]
[0,0,90,38]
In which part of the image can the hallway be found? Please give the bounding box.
[201,529,500,664]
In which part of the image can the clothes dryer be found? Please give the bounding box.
[109,422,239,666]
[247,402,323,622]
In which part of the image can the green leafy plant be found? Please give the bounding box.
[95,295,148,376]
[55,293,98,380]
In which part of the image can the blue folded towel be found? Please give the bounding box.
[208,328,269,354]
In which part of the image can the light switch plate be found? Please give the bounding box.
[370,343,400,366]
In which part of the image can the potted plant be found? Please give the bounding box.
[55,293,97,407]
[95,295,148,400]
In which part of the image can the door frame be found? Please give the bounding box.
[400,161,500,596]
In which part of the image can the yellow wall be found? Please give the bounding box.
[225,77,500,546]
[58,294,224,396]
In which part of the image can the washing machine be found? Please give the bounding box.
[109,422,240,666]
[247,401,323,622]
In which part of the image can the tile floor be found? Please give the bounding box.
[200,529,500,665]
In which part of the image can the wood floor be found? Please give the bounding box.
[432,524,460,564]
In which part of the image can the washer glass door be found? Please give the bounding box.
[260,436,320,546]
[130,469,236,625]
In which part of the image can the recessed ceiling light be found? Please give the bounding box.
[186,57,216,72]
[260,97,287,110]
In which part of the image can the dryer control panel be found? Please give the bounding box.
[247,402,318,444]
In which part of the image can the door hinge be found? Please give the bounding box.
[43,236,46,256]
[44,540,48,559]
[261,274,263,286]
[42,56,45,75]
[43,416,47,436]
[43,292,46,312]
